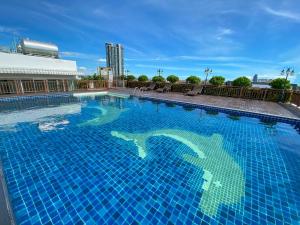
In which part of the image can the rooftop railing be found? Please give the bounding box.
[291,91,300,107]
[0,80,108,96]
[127,81,296,103]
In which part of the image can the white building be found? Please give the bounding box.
[0,39,83,95]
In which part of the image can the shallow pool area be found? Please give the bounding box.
[0,93,299,224]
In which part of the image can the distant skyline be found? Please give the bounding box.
[0,0,299,83]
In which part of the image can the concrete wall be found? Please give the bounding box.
[0,52,77,71]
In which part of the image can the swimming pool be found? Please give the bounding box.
[0,93,299,224]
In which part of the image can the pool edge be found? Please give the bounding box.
[0,160,16,225]
[137,95,300,124]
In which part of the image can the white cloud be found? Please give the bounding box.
[127,55,273,64]
[0,25,21,35]
[262,5,300,22]
[98,58,106,62]
[216,28,234,40]
[135,64,201,72]
[61,51,99,60]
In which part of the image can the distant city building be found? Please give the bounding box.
[252,84,271,88]
[253,74,258,83]
[225,81,233,86]
[97,67,112,80]
[291,84,299,91]
[105,43,124,80]
[251,74,272,88]
[0,38,82,95]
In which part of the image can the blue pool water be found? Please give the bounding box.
[0,94,299,225]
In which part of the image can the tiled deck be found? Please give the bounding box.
[112,88,300,119]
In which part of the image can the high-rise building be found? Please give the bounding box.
[253,74,258,83]
[105,43,124,79]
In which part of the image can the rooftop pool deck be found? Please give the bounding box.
[114,88,300,120]
[0,91,299,224]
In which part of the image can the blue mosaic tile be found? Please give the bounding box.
[0,94,299,224]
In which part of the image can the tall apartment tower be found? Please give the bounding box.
[253,74,258,83]
[105,43,124,79]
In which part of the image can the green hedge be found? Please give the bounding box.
[171,83,195,92]
[127,81,150,88]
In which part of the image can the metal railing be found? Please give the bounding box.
[291,91,300,107]
[126,81,295,103]
[0,80,108,96]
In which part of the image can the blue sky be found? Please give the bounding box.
[0,0,299,83]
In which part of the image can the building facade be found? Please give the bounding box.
[0,39,82,95]
[105,43,124,79]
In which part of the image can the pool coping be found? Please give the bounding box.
[0,160,16,225]
[138,95,300,124]
[0,91,299,124]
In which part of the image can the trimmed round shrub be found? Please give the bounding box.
[270,78,291,89]
[152,75,165,82]
[186,76,201,84]
[167,75,179,83]
[209,76,225,86]
[232,76,251,87]
[126,75,136,81]
[138,75,148,82]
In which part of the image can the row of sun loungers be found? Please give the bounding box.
[138,83,203,96]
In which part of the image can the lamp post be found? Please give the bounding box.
[157,69,163,76]
[280,68,294,101]
[281,68,294,83]
[123,69,130,88]
[204,68,213,85]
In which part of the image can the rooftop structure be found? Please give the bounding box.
[0,39,83,94]
[17,39,59,58]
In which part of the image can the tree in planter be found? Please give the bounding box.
[270,78,291,89]
[82,73,103,80]
[126,75,136,81]
[232,76,251,87]
[138,75,148,82]
[167,75,179,83]
[152,75,165,82]
[186,76,201,84]
[209,76,225,86]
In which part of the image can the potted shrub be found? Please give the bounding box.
[209,76,225,86]
[270,78,291,89]
[125,75,136,81]
[138,75,148,82]
[167,75,179,83]
[152,75,165,82]
[186,76,201,84]
[232,76,251,87]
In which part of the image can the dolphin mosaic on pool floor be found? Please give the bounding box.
[111,129,245,217]
[78,105,129,127]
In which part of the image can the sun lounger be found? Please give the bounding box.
[156,84,172,93]
[140,83,156,91]
[186,86,203,96]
